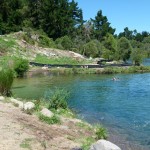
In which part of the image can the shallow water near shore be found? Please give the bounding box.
[12,72,150,150]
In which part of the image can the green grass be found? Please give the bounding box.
[0,68,14,96]
[94,124,108,140]
[55,108,76,118]
[20,138,33,150]
[38,113,61,125]
[76,122,92,131]
[81,137,95,150]
[0,36,17,53]
[47,65,150,75]
[44,88,70,110]
[0,35,24,59]
[34,54,92,65]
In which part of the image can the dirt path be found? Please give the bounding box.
[0,101,93,150]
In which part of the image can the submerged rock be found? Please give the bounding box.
[40,108,54,118]
[24,102,35,110]
[90,139,121,150]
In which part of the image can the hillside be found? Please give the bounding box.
[0,31,91,65]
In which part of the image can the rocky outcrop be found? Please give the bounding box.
[0,96,5,101]
[90,139,121,150]
[10,98,24,109]
[40,108,54,118]
[23,102,35,110]
[10,98,35,111]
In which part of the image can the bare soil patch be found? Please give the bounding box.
[0,102,94,150]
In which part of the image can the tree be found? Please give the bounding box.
[55,36,73,50]
[142,36,150,57]
[102,33,117,60]
[81,40,102,58]
[117,37,132,62]
[118,27,134,40]
[81,20,94,42]
[131,48,144,66]
[40,0,83,39]
[0,0,25,33]
[27,0,43,28]
[92,10,115,41]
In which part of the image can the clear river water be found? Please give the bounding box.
[12,71,150,150]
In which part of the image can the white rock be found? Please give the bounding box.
[90,139,121,150]
[10,98,24,109]
[24,102,35,110]
[40,108,54,118]
[42,66,48,70]
[0,96,5,101]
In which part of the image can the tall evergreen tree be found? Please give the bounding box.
[92,10,115,41]
[27,0,43,28]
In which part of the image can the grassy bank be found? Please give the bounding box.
[34,54,92,65]
[31,65,150,75]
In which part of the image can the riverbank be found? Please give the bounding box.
[0,96,118,150]
[1,96,149,150]
[28,65,150,76]
[0,98,94,150]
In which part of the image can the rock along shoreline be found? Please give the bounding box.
[0,96,122,150]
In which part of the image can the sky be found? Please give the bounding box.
[76,0,150,34]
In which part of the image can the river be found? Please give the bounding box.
[12,71,150,150]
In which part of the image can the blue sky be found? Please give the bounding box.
[76,0,150,34]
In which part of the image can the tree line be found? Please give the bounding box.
[0,0,150,65]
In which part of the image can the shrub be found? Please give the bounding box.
[14,58,29,77]
[55,36,73,50]
[0,68,14,96]
[39,35,56,48]
[38,113,61,124]
[131,48,144,66]
[22,33,35,45]
[95,124,108,140]
[80,40,102,58]
[44,88,70,110]
[81,137,95,150]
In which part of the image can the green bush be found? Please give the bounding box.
[81,137,95,150]
[39,35,56,48]
[131,48,144,66]
[44,88,70,110]
[55,36,73,50]
[95,124,108,140]
[14,58,29,77]
[0,68,14,96]
[80,40,102,58]
[38,113,61,124]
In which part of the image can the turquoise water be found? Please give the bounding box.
[12,72,150,150]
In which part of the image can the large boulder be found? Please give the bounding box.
[24,102,35,110]
[90,139,121,150]
[10,98,24,109]
[0,96,5,101]
[40,108,54,118]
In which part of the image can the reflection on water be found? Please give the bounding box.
[12,72,150,150]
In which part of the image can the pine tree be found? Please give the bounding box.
[92,10,115,41]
